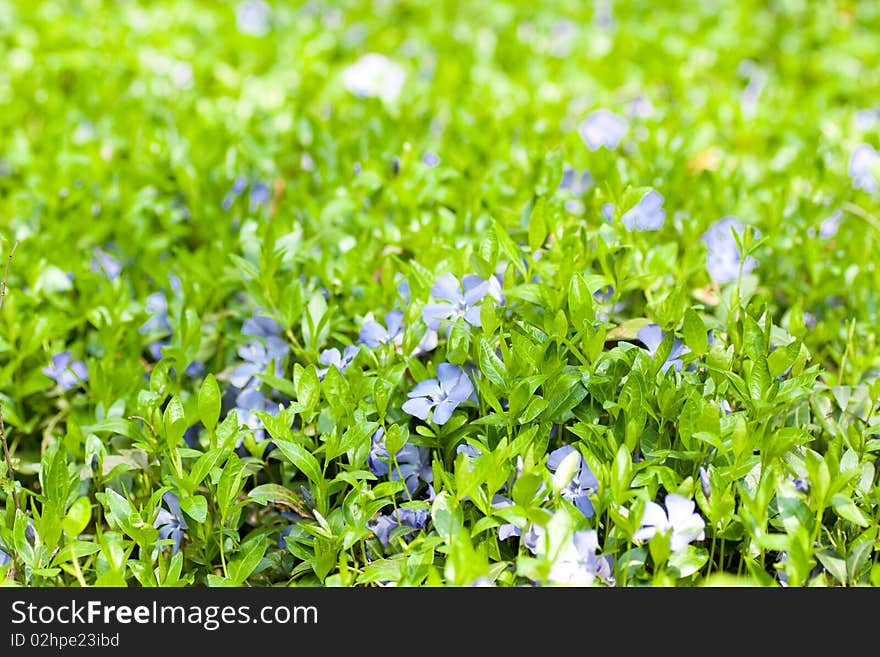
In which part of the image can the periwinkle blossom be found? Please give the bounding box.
[559,166,593,196]
[548,529,601,586]
[491,495,522,541]
[701,216,760,284]
[222,175,248,211]
[367,427,433,497]
[230,310,289,388]
[793,477,810,495]
[367,507,430,548]
[222,176,271,211]
[154,492,188,556]
[140,292,171,334]
[848,143,879,193]
[422,152,440,167]
[402,362,474,426]
[236,0,271,37]
[249,182,270,210]
[42,351,88,391]
[232,387,279,444]
[342,53,405,104]
[317,345,359,380]
[636,323,690,374]
[633,494,706,553]
[622,190,666,231]
[546,445,599,519]
[421,273,501,334]
[359,310,404,348]
[90,247,122,281]
[698,466,712,499]
[819,210,842,240]
[578,109,628,151]
[0,547,11,567]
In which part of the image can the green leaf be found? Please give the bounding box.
[478,337,507,389]
[62,496,92,537]
[180,495,208,524]
[198,373,221,432]
[273,438,324,487]
[163,394,187,449]
[227,536,268,586]
[830,493,869,528]
[248,483,314,517]
[682,308,708,356]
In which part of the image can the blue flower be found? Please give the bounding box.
[621,190,666,231]
[368,507,430,548]
[154,492,188,555]
[636,323,690,373]
[848,143,878,192]
[793,477,810,494]
[548,529,601,586]
[236,0,271,37]
[367,427,433,497]
[140,292,171,334]
[546,445,599,518]
[222,175,248,210]
[633,494,706,552]
[230,310,289,388]
[701,216,760,284]
[249,181,270,210]
[422,152,440,167]
[359,310,404,348]
[491,494,522,541]
[232,387,279,443]
[699,466,712,499]
[578,109,628,151]
[402,362,474,426]
[317,345,359,380]
[90,247,121,281]
[0,547,11,568]
[42,351,88,391]
[819,210,842,240]
[559,166,593,196]
[421,273,500,333]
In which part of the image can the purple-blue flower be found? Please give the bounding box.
[359,310,404,348]
[154,491,188,555]
[0,547,11,568]
[140,292,171,335]
[559,166,593,196]
[230,310,288,388]
[90,247,122,281]
[402,363,474,426]
[633,494,706,552]
[578,109,628,151]
[548,529,601,586]
[236,0,271,37]
[421,273,500,333]
[491,494,522,541]
[367,427,433,497]
[849,143,879,193]
[42,351,88,391]
[546,445,598,518]
[368,507,430,548]
[317,345,359,380]
[701,216,760,284]
[249,181,271,210]
[621,190,666,231]
[819,210,842,240]
[232,387,279,443]
[637,323,690,373]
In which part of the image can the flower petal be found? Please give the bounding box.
[402,397,434,420]
[430,273,463,303]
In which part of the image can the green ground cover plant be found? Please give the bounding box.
[1,0,880,587]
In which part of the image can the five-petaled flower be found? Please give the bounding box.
[546,445,599,518]
[317,345,359,380]
[367,427,433,497]
[402,362,474,426]
[421,273,501,334]
[154,492,188,556]
[232,387,279,444]
[849,143,879,193]
[578,109,628,151]
[42,351,88,391]
[90,247,122,281]
[359,310,404,348]
[230,310,289,388]
[548,529,601,586]
[633,493,706,552]
[636,323,690,373]
[367,507,430,548]
[701,216,759,284]
[621,190,666,231]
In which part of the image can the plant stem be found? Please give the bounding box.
[0,240,19,513]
